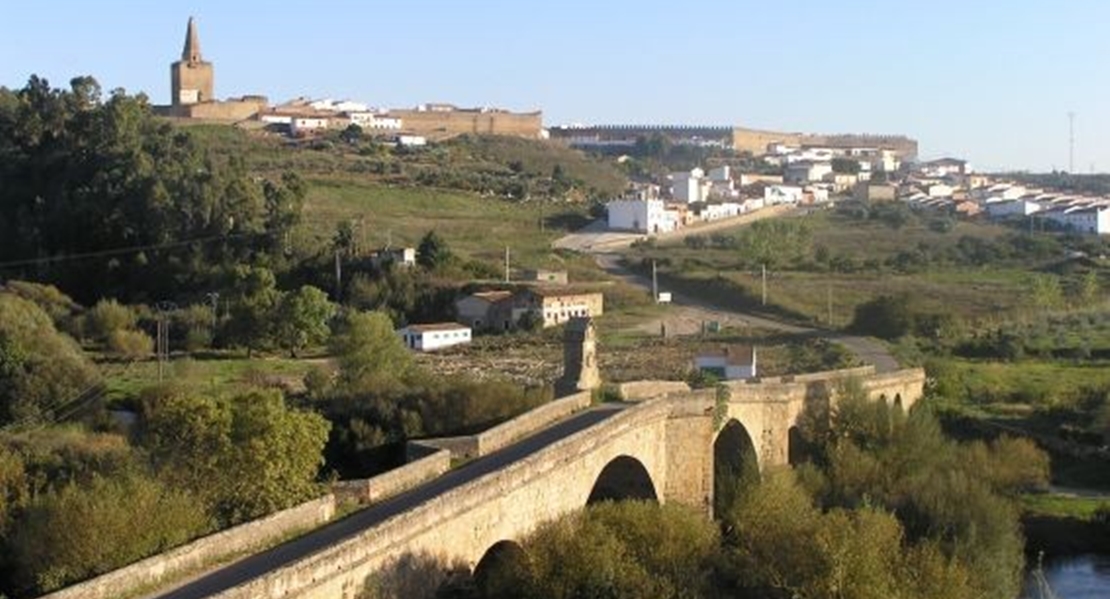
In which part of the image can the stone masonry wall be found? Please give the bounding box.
[41,495,336,599]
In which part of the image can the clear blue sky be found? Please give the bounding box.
[2,1,1108,172]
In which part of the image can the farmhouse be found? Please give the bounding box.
[518,288,605,328]
[455,291,515,331]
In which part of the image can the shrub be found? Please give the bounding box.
[84,299,137,344]
[7,472,209,595]
[106,329,154,360]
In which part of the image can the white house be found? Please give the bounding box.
[921,158,968,178]
[349,112,403,130]
[708,165,731,182]
[671,168,710,203]
[764,185,805,205]
[1043,205,1110,235]
[607,198,678,233]
[309,98,370,113]
[985,199,1043,219]
[785,161,833,184]
[396,135,427,147]
[290,117,330,135]
[370,247,416,268]
[397,323,472,352]
[699,202,743,222]
[695,346,757,381]
[928,184,956,198]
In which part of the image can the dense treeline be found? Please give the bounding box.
[309,311,552,476]
[0,76,304,303]
[0,389,328,596]
[0,270,559,595]
[364,389,1050,599]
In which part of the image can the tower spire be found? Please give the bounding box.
[182,17,202,63]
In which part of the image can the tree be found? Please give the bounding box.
[274,285,335,357]
[416,230,452,270]
[849,294,916,340]
[142,388,329,524]
[509,501,719,599]
[328,310,415,397]
[0,76,305,302]
[7,472,209,595]
[832,157,862,175]
[223,266,281,357]
[0,294,100,425]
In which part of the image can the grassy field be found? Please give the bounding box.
[101,355,318,406]
[1021,493,1110,521]
[182,125,626,199]
[631,207,1061,326]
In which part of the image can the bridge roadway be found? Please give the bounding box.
[151,404,626,599]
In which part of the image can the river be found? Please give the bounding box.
[1022,554,1110,598]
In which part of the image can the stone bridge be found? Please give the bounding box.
[155,365,925,599]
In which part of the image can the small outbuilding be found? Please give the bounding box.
[397,323,472,352]
[695,346,757,381]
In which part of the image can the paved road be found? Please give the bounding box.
[555,210,900,373]
[149,404,627,599]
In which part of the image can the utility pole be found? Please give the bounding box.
[651,259,658,300]
[826,284,833,326]
[334,250,342,300]
[504,246,511,282]
[206,292,220,333]
[761,263,767,306]
[155,302,175,382]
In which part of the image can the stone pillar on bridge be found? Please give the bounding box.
[556,317,600,396]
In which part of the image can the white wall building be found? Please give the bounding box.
[397,323,472,352]
[699,202,743,222]
[1043,205,1110,235]
[928,184,955,198]
[765,185,805,205]
[349,112,403,130]
[985,199,1043,219]
[785,161,833,184]
[695,346,757,381]
[708,165,731,182]
[671,168,709,203]
[290,117,330,135]
[607,199,678,233]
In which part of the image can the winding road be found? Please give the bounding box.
[556,211,900,373]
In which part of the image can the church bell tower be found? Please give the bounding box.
[170,17,214,106]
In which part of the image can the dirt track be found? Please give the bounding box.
[555,208,900,372]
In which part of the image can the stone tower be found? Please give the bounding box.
[170,17,214,106]
[557,317,600,396]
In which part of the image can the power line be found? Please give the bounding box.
[0,230,276,271]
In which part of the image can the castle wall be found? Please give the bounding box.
[390,109,543,140]
[156,98,267,122]
[732,126,919,160]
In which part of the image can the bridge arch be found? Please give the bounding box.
[473,540,528,597]
[713,419,759,516]
[587,455,658,504]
